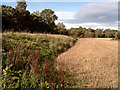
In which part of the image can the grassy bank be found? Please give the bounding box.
[2,32,77,88]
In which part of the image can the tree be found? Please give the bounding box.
[104,29,112,38]
[14,0,31,31]
[88,28,92,31]
[84,28,94,38]
[56,22,67,34]
[40,9,58,25]
[16,0,27,11]
[118,31,120,39]
[2,5,17,30]
[95,29,103,38]
[114,31,120,39]
[32,11,40,16]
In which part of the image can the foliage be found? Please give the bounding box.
[56,22,68,35]
[111,31,120,40]
[67,27,119,39]
[2,32,77,88]
[40,9,58,25]
[2,2,58,34]
[16,0,27,11]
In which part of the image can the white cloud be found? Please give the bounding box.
[58,2,118,29]
[55,11,78,29]
[62,23,80,29]
[55,11,75,20]
[106,0,119,2]
[98,16,106,20]
[79,23,118,30]
[55,22,118,29]
[73,2,117,23]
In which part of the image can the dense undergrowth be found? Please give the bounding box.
[2,32,77,88]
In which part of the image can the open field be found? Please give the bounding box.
[56,38,118,88]
[2,1,120,89]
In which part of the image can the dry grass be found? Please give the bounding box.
[11,32,73,39]
[56,38,118,88]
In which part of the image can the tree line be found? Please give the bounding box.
[1,0,120,39]
[68,27,120,39]
[2,0,58,33]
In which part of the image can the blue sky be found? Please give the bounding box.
[2,2,88,12]
[2,1,118,29]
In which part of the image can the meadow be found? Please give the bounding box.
[2,32,77,88]
[1,1,119,88]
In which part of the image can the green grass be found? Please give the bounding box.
[2,32,77,88]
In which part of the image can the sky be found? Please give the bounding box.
[2,0,119,30]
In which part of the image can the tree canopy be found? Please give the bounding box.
[1,0,120,39]
[40,9,58,25]
[16,0,27,11]
[2,2,58,33]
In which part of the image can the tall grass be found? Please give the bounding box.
[2,32,77,88]
[3,44,66,88]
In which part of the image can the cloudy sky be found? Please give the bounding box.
[2,0,119,29]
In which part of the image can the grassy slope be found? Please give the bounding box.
[3,32,77,60]
[2,32,77,88]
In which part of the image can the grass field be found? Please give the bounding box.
[2,32,77,88]
[2,32,119,88]
[57,38,118,88]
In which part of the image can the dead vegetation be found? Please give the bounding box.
[56,38,118,88]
